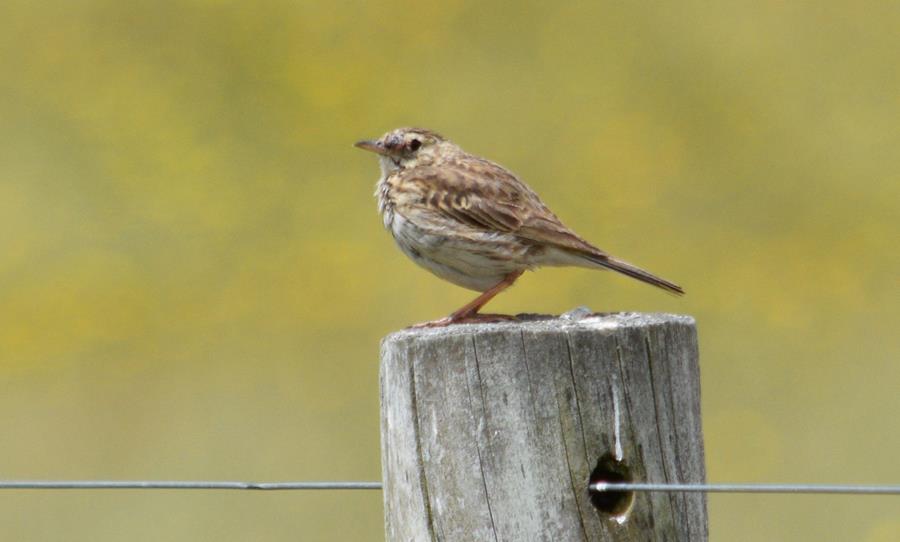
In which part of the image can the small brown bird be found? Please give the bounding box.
[356,127,683,327]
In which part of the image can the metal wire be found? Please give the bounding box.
[0,480,382,490]
[2,480,899,495]
[590,482,900,495]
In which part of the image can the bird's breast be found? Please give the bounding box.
[376,172,427,230]
[375,176,396,229]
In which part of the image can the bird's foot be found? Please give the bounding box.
[408,317,454,329]
[408,313,518,328]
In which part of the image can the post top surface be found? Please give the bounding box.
[385,309,695,342]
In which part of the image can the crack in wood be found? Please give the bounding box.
[553,366,591,541]
[644,333,678,532]
[563,331,590,463]
[408,344,438,541]
[469,336,500,542]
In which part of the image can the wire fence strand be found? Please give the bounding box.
[0,481,382,490]
[590,482,900,495]
[2,480,899,495]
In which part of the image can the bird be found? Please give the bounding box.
[355,127,683,327]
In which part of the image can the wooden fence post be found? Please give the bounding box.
[380,311,707,541]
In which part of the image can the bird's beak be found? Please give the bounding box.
[354,139,387,155]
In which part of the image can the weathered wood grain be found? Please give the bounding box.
[380,311,706,541]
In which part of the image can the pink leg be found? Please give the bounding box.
[412,271,524,328]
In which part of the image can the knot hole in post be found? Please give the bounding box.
[589,453,635,519]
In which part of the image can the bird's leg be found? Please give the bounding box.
[411,271,524,328]
[449,270,524,321]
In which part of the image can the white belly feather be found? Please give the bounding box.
[391,213,522,291]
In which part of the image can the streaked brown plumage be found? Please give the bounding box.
[356,127,683,327]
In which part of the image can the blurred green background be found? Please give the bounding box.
[1,1,898,540]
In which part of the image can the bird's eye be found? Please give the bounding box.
[409,139,421,151]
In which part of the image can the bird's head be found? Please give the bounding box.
[355,127,450,174]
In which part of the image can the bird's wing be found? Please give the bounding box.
[395,158,606,255]
[394,159,684,294]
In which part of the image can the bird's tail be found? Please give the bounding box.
[581,252,684,295]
